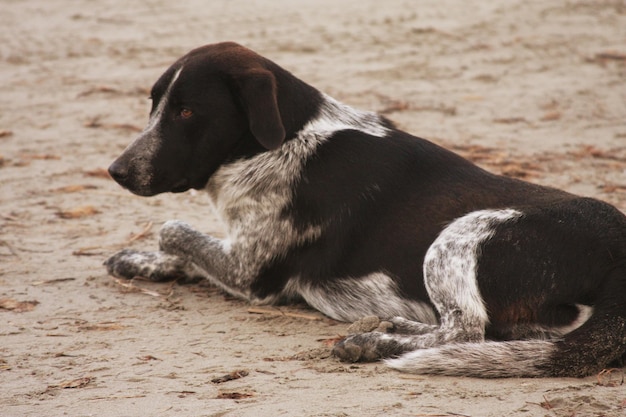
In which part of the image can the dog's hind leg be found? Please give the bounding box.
[333,304,488,363]
[333,209,522,362]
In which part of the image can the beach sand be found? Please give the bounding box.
[1,1,626,415]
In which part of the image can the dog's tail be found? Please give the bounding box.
[386,271,626,378]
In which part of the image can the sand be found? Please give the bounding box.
[1,1,626,416]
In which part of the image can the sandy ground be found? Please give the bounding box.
[1,1,626,416]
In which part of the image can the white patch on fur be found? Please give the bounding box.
[286,272,438,323]
[118,66,184,192]
[561,304,594,333]
[424,209,523,327]
[539,304,594,338]
[310,94,390,137]
[146,66,183,133]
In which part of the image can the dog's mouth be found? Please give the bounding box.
[170,179,190,193]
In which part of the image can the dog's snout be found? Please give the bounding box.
[108,159,129,184]
[107,155,157,196]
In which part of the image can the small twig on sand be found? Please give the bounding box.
[597,368,624,387]
[33,277,76,286]
[73,222,154,256]
[0,240,20,257]
[247,306,322,321]
[112,277,162,297]
[126,221,153,244]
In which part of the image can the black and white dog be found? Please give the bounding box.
[105,42,626,378]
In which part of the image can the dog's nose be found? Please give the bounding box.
[108,160,129,184]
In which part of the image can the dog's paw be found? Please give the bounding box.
[104,249,191,281]
[332,332,387,363]
[158,220,199,255]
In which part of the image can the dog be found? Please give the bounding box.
[105,42,626,378]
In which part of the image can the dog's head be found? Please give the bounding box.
[108,42,313,196]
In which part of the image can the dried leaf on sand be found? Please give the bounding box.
[0,298,39,312]
[53,184,98,193]
[211,370,249,384]
[83,168,111,179]
[56,205,100,219]
[216,390,255,400]
[59,376,94,389]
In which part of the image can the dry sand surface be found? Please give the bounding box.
[2,1,626,416]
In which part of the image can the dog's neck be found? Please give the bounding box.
[205,93,391,224]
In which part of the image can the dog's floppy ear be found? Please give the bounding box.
[234,68,286,150]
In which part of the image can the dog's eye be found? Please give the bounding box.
[180,108,193,119]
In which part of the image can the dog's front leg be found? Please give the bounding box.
[105,221,254,298]
[157,220,258,299]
